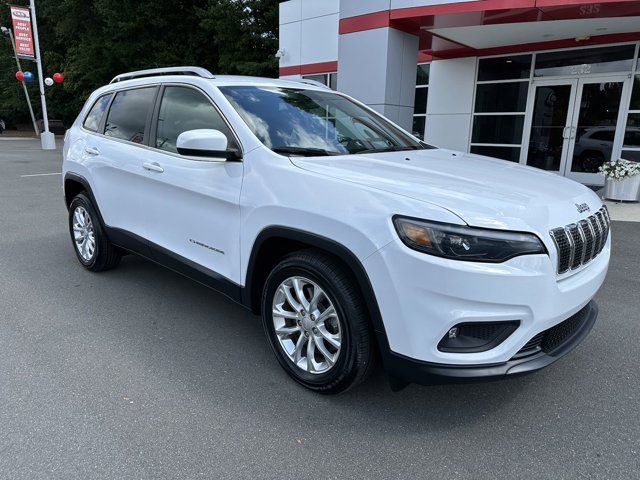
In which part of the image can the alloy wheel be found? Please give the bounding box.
[271,276,342,374]
[72,206,96,262]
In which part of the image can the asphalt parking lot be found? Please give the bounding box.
[1,139,639,479]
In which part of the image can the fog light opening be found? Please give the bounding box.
[438,321,520,353]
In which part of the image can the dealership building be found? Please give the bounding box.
[278,0,640,185]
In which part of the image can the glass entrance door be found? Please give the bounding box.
[523,79,577,174]
[522,76,631,185]
[565,77,629,185]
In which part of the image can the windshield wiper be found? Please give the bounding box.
[355,145,423,154]
[272,146,341,157]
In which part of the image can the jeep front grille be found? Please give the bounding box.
[549,206,610,275]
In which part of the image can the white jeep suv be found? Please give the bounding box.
[63,67,610,393]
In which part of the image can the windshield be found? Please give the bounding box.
[219,86,432,156]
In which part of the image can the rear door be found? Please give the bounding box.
[137,84,244,284]
[89,85,159,239]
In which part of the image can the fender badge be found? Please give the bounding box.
[189,238,224,254]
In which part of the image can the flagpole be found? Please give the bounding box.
[30,0,55,149]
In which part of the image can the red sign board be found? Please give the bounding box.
[10,6,35,59]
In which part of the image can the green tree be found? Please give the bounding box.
[0,0,279,128]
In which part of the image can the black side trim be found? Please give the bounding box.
[385,301,598,386]
[104,226,154,260]
[243,226,392,356]
[104,226,243,304]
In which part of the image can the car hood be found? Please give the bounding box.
[290,148,602,234]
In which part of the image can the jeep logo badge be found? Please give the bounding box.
[575,203,590,213]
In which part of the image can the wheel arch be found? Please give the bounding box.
[242,226,390,353]
[64,172,91,206]
[63,173,107,224]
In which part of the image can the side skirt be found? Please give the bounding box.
[104,226,245,306]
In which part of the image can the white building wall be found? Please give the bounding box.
[424,57,477,151]
[339,0,391,18]
[338,27,419,130]
[281,0,480,138]
[279,0,340,79]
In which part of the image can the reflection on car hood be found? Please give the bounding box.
[290,148,602,235]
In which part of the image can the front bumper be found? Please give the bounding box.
[363,233,609,381]
[383,301,598,385]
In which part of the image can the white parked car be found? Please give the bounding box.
[63,67,610,393]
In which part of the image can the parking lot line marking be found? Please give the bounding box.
[20,172,62,178]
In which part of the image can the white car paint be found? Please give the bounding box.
[63,73,609,369]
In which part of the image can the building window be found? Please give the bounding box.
[302,72,337,90]
[470,55,532,162]
[412,63,430,140]
[534,45,635,77]
[622,74,640,162]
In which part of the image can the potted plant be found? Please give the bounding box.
[600,158,640,202]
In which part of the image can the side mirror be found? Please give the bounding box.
[176,129,241,161]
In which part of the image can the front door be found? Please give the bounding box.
[141,85,244,284]
[523,76,631,185]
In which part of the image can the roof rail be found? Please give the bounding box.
[110,67,215,84]
[287,78,332,90]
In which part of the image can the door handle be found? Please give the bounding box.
[143,161,164,173]
[562,126,569,139]
[85,146,100,156]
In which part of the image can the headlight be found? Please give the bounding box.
[393,216,547,262]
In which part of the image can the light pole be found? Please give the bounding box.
[1,26,38,136]
[30,0,55,149]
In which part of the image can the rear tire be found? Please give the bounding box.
[68,193,121,272]
[261,249,374,394]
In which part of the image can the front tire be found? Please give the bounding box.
[68,193,121,272]
[261,250,374,394]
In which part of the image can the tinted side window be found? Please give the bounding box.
[156,86,235,153]
[104,87,156,144]
[83,94,112,132]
